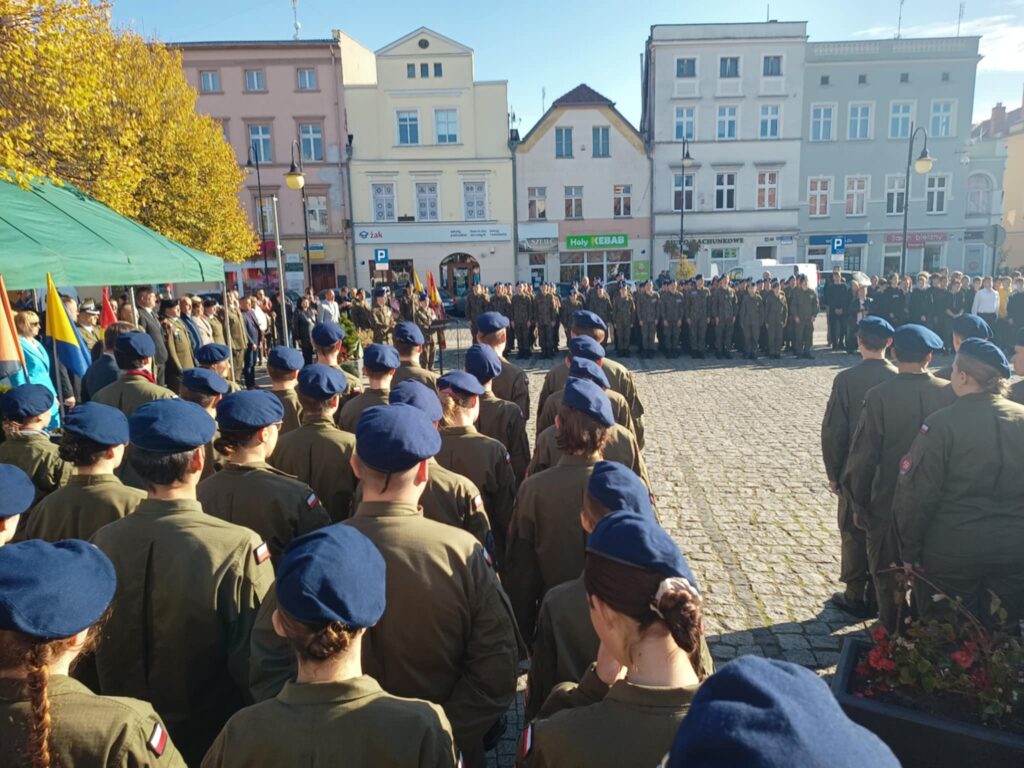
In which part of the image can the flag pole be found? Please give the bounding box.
[51,333,65,424]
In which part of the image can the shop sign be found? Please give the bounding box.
[884,232,948,246]
[632,261,650,282]
[519,237,559,253]
[355,224,511,245]
[565,233,629,250]
[695,236,744,245]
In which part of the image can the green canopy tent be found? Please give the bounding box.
[0,179,224,289]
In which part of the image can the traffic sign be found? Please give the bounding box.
[373,248,389,266]
[831,236,846,256]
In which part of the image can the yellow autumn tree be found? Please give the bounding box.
[0,0,255,262]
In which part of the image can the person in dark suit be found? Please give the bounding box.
[240,297,260,389]
[80,322,135,402]
[135,287,169,385]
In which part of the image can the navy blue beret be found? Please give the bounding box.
[1,384,54,420]
[130,399,216,452]
[298,364,349,400]
[216,390,286,431]
[562,377,614,427]
[573,310,607,332]
[389,380,443,422]
[372,287,387,298]
[952,313,992,340]
[587,461,653,518]
[195,343,230,365]
[666,656,898,768]
[115,331,155,358]
[0,540,117,639]
[438,370,485,397]
[476,312,510,335]
[268,345,304,372]
[857,315,894,337]
[276,524,386,628]
[363,344,400,372]
[695,274,704,280]
[569,357,610,389]
[958,338,1011,378]
[64,402,129,445]
[465,344,502,384]
[182,368,230,396]
[393,321,424,345]
[311,322,346,347]
[0,465,35,520]
[587,510,698,587]
[893,324,943,358]
[356,404,440,472]
[568,335,605,361]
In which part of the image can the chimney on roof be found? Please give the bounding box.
[992,103,1007,137]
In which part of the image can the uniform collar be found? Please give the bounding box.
[481,390,500,402]
[365,387,390,396]
[353,500,422,518]
[399,360,422,370]
[607,679,700,708]
[10,430,50,442]
[136,498,204,517]
[442,425,478,436]
[278,676,383,706]
[301,415,338,429]
[0,674,89,702]
[557,454,598,468]
[68,473,122,487]
[224,460,283,475]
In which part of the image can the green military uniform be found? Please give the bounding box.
[821,358,898,608]
[164,318,195,394]
[227,308,246,384]
[0,675,187,768]
[200,431,226,481]
[490,292,513,320]
[393,360,439,391]
[197,461,331,567]
[763,288,788,357]
[344,501,520,766]
[0,430,72,505]
[686,284,711,355]
[336,387,389,433]
[635,290,659,354]
[535,386,634,439]
[399,290,416,322]
[518,665,698,768]
[536,292,560,358]
[93,372,176,416]
[269,388,302,435]
[842,373,955,629]
[739,288,764,358]
[478,391,531,484]
[790,286,820,356]
[511,292,534,356]
[466,291,487,338]
[492,355,530,418]
[208,313,226,346]
[269,416,359,523]
[590,293,613,334]
[370,304,395,344]
[658,289,685,356]
[610,290,634,355]
[560,293,583,351]
[893,394,1024,625]
[330,363,365,411]
[202,677,457,768]
[90,498,274,766]
[76,322,101,351]
[711,285,737,357]
[21,474,146,542]
[528,424,649,491]
[414,304,438,370]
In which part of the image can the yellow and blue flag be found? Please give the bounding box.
[44,273,91,378]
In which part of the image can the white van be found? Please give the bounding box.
[726,260,818,288]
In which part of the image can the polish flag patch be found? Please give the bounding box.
[520,724,533,757]
[147,722,167,756]
[505,452,512,465]
[254,542,271,564]
[920,424,930,434]
[306,492,319,509]
[899,455,913,475]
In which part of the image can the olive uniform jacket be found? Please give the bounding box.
[492,354,530,418]
[535,386,634,439]
[269,388,302,435]
[0,430,72,504]
[202,677,457,768]
[1011,379,1024,406]
[20,474,146,542]
[528,425,650,493]
[0,675,186,768]
[90,498,275,766]
[336,387,389,433]
[518,666,698,768]
[93,373,176,416]
[392,360,439,391]
[477,391,531,484]
[197,461,331,567]
[344,501,520,758]
[269,416,359,523]
[164,318,195,379]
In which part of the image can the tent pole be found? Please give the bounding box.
[51,334,65,425]
[270,195,290,347]
[221,280,235,382]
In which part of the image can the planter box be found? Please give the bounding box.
[832,637,1024,768]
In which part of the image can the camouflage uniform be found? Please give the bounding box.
[610,288,635,355]
[686,283,711,357]
[711,284,737,358]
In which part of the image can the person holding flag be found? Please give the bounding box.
[42,274,92,421]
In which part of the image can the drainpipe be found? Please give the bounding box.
[509,130,520,282]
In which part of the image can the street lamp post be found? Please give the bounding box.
[678,138,695,263]
[899,123,934,276]
[246,144,269,291]
[286,139,311,292]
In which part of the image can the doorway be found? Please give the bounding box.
[440,253,480,298]
[311,264,336,293]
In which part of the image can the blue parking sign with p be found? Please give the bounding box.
[373,248,389,266]
[831,237,845,256]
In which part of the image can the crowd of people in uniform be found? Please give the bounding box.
[0,284,917,766]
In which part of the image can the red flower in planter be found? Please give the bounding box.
[868,646,896,672]
[951,641,978,670]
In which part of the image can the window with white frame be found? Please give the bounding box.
[674,107,695,141]
[254,195,275,235]
[564,186,583,219]
[199,70,220,93]
[244,69,265,92]
[306,194,329,233]
[926,175,947,214]
[890,102,913,139]
[372,182,396,222]
[930,100,955,138]
[298,123,323,162]
[848,103,872,140]
[248,124,272,163]
[415,182,439,221]
[673,173,694,212]
[810,104,834,141]
[420,63,429,78]
[719,57,739,78]
[759,105,779,139]
[845,176,868,216]
[715,172,736,210]
[434,63,443,77]
[885,175,905,215]
[711,248,738,260]
[397,111,419,145]
[762,55,782,77]
[555,127,573,158]
[967,174,993,216]
[592,126,610,158]
[717,106,737,140]
[613,184,631,218]
[464,181,487,220]
[528,187,546,220]
[808,177,830,217]
[757,171,779,209]
[676,58,696,78]
[435,109,458,144]
[297,68,318,91]
[406,63,416,78]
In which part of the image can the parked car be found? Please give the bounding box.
[437,288,456,316]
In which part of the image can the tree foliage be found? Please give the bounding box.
[0,0,255,262]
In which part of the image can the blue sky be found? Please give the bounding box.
[111,0,1023,127]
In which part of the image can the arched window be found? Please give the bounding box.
[967,174,993,216]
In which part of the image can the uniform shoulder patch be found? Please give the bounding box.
[147,722,168,756]
[520,724,533,758]
[919,423,929,434]
[254,542,271,564]
[306,492,320,509]
[899,454,913,475]
[505,452,512,465]
[472,494,484,513]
